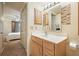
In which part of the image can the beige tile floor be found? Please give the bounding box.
[1,40,27,56]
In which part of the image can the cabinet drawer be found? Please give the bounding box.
[31,35,42,45]
[43,40,54,51]
[43,48,54,56]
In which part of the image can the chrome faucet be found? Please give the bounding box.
[45,31,48,36]
[43,24,48,37]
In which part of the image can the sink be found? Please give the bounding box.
[33,32,66,39]
[48,34,66,40]
[32,32,67,44]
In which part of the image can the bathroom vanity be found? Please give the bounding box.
[31,32,67,56]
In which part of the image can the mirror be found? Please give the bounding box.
[51,13,61,32]
[50,6,61,32]
[43,4,61,32]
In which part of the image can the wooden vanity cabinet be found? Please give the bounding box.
[43,40,66,56]
[55,40,66,56]
[43,40,55,56]
[31,36,43,56]
[31,35,66,56]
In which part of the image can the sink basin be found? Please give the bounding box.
[32,32,67,44]
[48,34,64,39]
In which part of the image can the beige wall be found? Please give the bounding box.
[0,3,2,18]
[2,17,11,35]
[3,18,12,35]
[64,2,78,42]
[0,6,16,35]
[0,3,3,33]
[20,4,27,52]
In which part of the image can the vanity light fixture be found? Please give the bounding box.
[43,2,60,10]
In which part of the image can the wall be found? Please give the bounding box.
[2,17,11,35]
[0,3,2,18]
[0,3,3,33]
[20,4,27,53]
[63,2,79,42]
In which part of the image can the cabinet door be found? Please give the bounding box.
[43,40,54,56]
[31,41,42,56]
[43,40,54,51]
[55,40,66,56]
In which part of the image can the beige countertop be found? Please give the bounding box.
[32,32,67,44]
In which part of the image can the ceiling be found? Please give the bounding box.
[1,2,26,21]
[4,2,26,12]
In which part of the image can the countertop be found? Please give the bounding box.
[32,32,67,44]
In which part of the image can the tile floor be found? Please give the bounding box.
[1,40,27,56]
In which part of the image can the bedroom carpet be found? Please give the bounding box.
[1,40,27,56]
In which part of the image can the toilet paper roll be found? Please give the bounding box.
[69,42,77,48]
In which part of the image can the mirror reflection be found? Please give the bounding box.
[43,3,61,32]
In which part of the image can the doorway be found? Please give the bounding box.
[0,2,27,56]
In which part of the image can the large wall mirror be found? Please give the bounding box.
[43,4,61,32]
